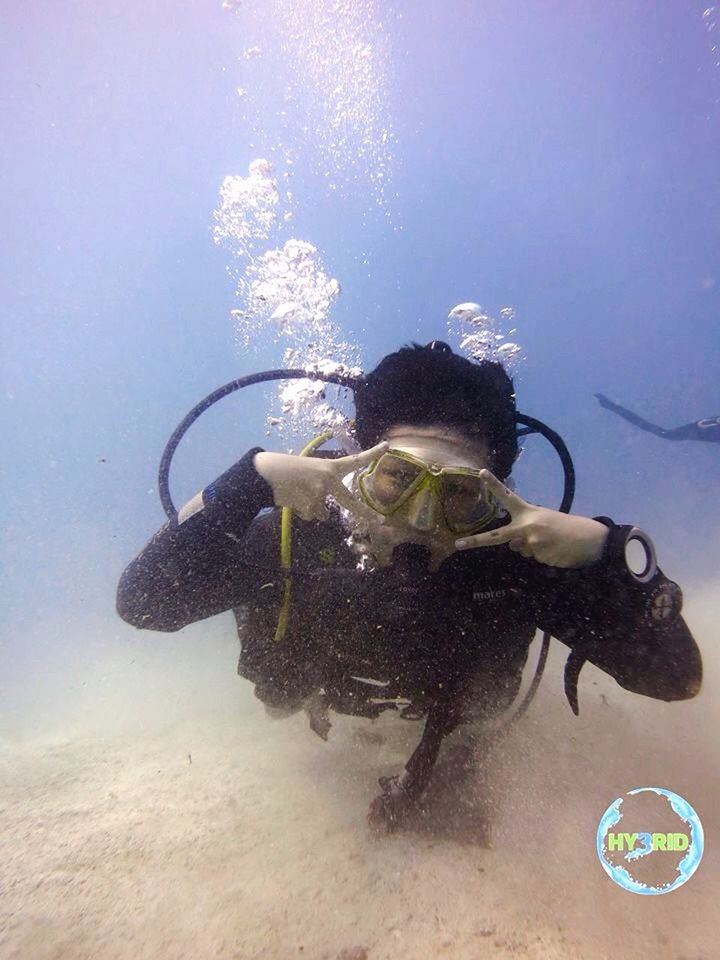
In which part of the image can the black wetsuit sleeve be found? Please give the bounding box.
[116,448,274,632]
[525,521,702,702]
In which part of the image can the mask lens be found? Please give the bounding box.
[362,453,425,511]
[439,473,495,532]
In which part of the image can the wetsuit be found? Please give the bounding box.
[596,395,720,443]
[116,449,702,725]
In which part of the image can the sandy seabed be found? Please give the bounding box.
[1,587,718,960]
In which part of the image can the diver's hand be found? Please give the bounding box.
[454,470,609,568]
[253,442,388,523]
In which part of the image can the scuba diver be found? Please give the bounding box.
[117,342,702,831]
[596,393,720,443]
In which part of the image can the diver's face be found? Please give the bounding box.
[381,426,490,536]
[360,425,491,568]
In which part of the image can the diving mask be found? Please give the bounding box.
[357,448,497,535]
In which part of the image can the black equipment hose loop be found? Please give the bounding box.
[514,412,575,514]
[158,368,359,519]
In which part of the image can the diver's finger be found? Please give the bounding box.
[342,441,389,471]
[296,502,329,523]
[327,480,377,521]
[455,523,522,551]
[478,470,527,514]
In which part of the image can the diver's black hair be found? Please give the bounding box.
[354,341,518,478]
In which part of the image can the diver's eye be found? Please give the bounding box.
[387,468,418,485]
[375,456,423,486]
[442,476,481,501]
[362,456,425,509]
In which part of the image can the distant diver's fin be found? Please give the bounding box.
[564,650,587,716]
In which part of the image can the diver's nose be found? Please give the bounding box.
[405,487,440,532]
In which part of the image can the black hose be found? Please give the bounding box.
[158,368,360,519]
[514,412,576,513]
[505,414,575,727]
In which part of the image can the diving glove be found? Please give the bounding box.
[253,442,388,523]
[455,469,609,568]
